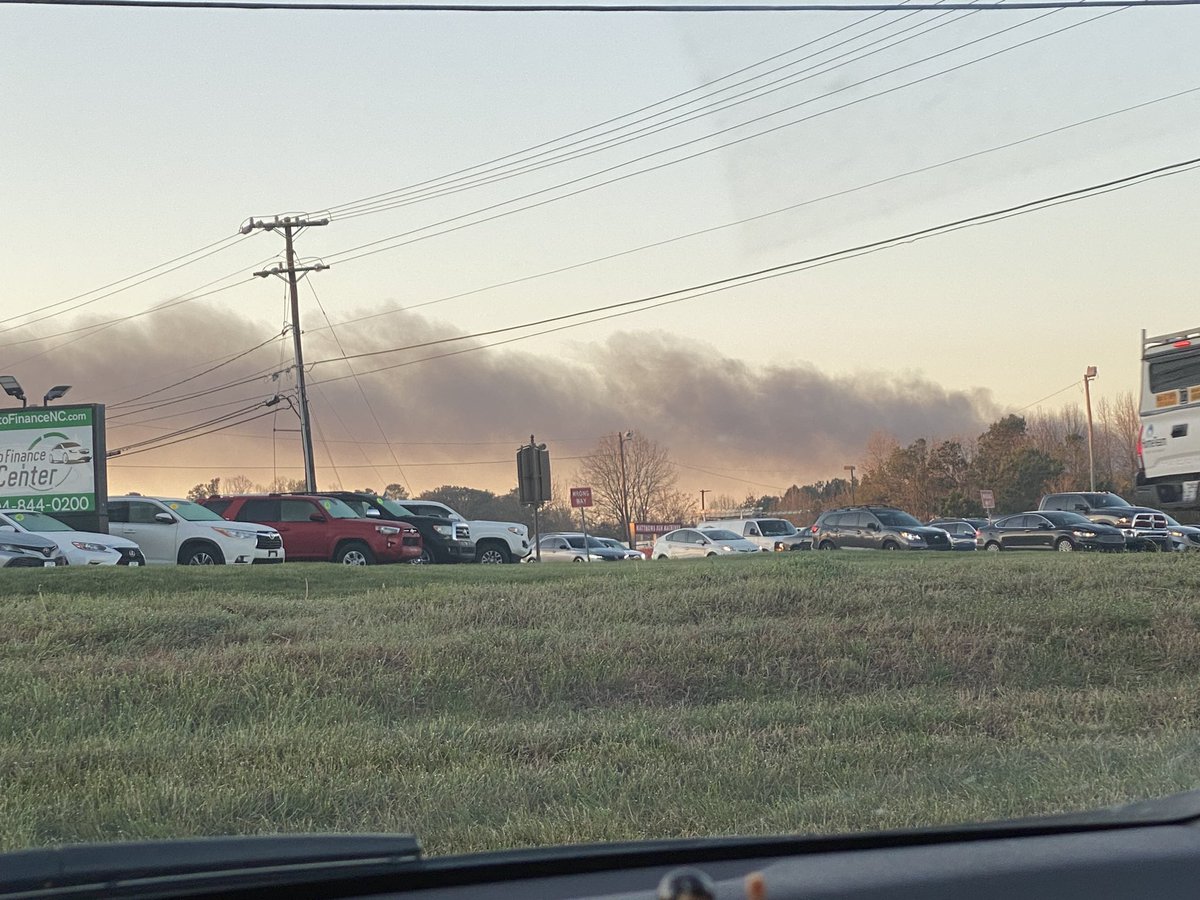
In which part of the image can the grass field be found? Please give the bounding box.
[4,552,1200,855]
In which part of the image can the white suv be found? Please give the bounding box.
[107,495,285,565]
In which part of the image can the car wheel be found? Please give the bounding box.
[335,542,375,565]
[179,542,223,566]
[1055,538,1075,552]
[476,542,511,565]
[408,546,435,565]
[656,555,668,560]
[985,542,1001,552]
[882,540,900,551]
[818,541,836,551]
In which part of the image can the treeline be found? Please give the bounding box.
[738,393,1140,521]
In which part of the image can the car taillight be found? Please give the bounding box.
[810,524,818,533]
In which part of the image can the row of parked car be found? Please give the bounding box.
[808,492,1200,553]
[0,491,535,568]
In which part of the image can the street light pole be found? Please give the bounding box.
[844,465,857,504]
[700,489,710,520]
[618,431,633,548]
[1084,366,1098,491]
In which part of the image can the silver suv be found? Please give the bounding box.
[107,495,285,565]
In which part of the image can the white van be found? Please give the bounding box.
[700,517,811,552]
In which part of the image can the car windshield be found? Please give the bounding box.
[1042,511,1093,526]
[8,0,1199,872]
[161,500,226,522]
[757,519,796,536]
[700,529,742,541]
[875,510,923,527]
[0,510,72,532]
[315,497,362,519]
[1082,493,1132,509]
[380,499,415,516]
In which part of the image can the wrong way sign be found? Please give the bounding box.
[570,487,593,508]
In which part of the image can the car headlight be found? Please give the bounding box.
[721,545,734,551]
[376,525,401,535]
[1116,516,1131,525]
[71,541,110,552]
[433,524,452,537]
[1073,530,1097,538]
[212,527,258,541]
[507,526,525,535]
[0,543,26,553]
[899,531,923,541]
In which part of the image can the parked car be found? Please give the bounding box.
[812,507,952,551]
[594,537,644,560]
[108,495,284,565]
[399,500,530,564]
[1162,513,1200,550]
[651,527,760,559]
[310,492,474,564]
[1037,492,1161,529]
[0,508,145,566]
[1121,511,1178,552]
[701,517,811,551]
[927,518,985,551]
[203,494,420,565]
[530,533,631,562]
[976,511,1126,552]
[47,440,91,464]
[0,529,67,567]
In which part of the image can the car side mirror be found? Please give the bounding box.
[309,512,326,522]
[365,508,381,518]
[154,512,175,524]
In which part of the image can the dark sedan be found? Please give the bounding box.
[976,510,1126,552]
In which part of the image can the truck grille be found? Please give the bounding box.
[454,524,470,541]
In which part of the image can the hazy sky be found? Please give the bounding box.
[2,2,1199,498]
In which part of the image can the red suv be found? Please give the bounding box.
[203,494,422,565]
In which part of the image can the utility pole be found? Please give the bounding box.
[699,489,710,520]
[618,430,633,548]
[1084,365,1098,491]
[244,215,329,492]
[844,465,857,505]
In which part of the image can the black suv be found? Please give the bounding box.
[812,506,952,551]
[311,492,475,564]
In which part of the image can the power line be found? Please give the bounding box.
[308,83,1199,337]
[0,233,251,333]
[307,154,1200,381]
[321,8,1109,266]
[108,408,282,459]
[4,0,1191,10]
[1015,380,1081,411]
[330,4,981,220]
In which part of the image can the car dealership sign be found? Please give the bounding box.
[0,404,107,529]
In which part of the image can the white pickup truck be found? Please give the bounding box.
[398,500,531,564]
[1135,326,1200,515]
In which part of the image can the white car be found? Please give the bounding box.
[107,495,285,565]
[47,440,92,464]
[0,509,146,566]
[651,527,761,559]
[400,499,530,563]
[594,537,644,560]
[530,533,630,562]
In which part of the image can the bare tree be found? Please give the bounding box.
[223,474,259,494]
[579,432,680,535]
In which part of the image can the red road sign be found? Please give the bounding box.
[570,487,593,508]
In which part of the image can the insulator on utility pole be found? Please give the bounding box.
[245,214,329,493]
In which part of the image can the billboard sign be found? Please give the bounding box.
[635,522,682,535]
[0,404,107,531]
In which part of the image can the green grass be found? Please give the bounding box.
[4,552,1200,854]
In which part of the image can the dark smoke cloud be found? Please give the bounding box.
[2,302,995,492]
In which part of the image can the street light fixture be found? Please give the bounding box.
[43,385,71,406]
[0,375,27,408]
[1083,366,1098,491]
